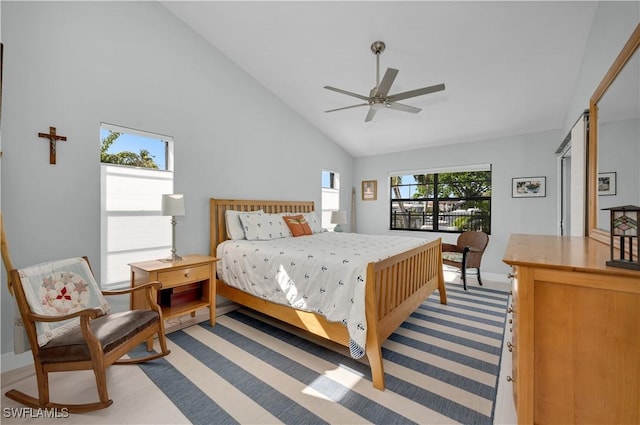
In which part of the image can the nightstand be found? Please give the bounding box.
[129,254,219,326]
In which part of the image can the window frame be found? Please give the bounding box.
[99,123,175,289]
[389,167,492,234]
[321,169,340,230]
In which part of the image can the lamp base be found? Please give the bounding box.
[606,259,640,271]
[160,255,183,263]
[160,250,183,263]
[160,218,183,262]
[334,224,344,232]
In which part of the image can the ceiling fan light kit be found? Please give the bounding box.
[324,40,445,122]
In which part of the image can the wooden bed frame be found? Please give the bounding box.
[209,198,447,390]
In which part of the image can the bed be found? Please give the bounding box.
[209,198,447,390]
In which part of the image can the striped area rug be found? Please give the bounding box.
[133,283,509,425]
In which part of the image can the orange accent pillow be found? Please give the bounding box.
[283,215,313,237]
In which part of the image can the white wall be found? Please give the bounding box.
[562,1,640,136]
[354,129,560,279]
[0,1,353,361]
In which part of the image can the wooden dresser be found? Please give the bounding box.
[503,234,640,424]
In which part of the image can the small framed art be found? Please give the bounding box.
[362,180,377,201]
[512,176,546,198]
[598,172,617,196]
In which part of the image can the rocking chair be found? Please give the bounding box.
[1,212,170,413]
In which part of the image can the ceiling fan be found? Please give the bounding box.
[324,41,445,122]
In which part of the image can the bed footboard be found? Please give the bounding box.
[365,238,446,390]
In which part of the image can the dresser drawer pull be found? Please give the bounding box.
[507,342,513,352]
[184,273,190,278]
[506,375,514,382]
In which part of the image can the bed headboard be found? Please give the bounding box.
[209,198,315,256]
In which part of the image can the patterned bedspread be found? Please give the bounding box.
[216,232,430,358]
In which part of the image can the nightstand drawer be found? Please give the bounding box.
[158,264,210,288]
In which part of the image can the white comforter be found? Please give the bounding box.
[217,232,430,358]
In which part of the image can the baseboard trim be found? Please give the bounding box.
[0,352,34,384]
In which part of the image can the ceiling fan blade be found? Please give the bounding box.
[388,83,445,102]
[388,102,422,114]
[324,86,370,101]
[364,108,377,122]
[325,103,368,113]
[375,68,399,97]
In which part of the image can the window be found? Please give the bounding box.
[321,170,340,230]
[100,123,174,289]
[390,165,491,234]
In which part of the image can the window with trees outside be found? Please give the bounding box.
[390,166,491,234]
[100,123,174,289]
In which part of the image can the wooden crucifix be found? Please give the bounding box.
[38,126,67,164]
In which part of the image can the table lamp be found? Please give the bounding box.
[603,205,639,270]
[162,194,185,262]
[331,210,347,232]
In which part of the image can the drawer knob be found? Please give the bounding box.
[507,341,513,352]
[506,375,514,382]
[184,273,190,278]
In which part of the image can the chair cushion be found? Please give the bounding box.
[17,257,111,347]
[38,310,159,364]
[442,252,463,263]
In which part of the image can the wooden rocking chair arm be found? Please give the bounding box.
[101,281,162,296]
[27,308,103,323]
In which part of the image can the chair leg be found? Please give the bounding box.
[477,268,483,286]
[157,319,170,356]
[36,367,50,407]
[92,360,111,406]
[461,266,467,290]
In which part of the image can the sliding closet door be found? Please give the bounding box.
[557,113,588,236]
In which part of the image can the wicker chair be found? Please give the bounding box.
[0,212,170,413]
[441,231,489,290]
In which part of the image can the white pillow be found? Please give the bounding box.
[302,212,323,234]
[225,209,263,240]
[239,212,292,240]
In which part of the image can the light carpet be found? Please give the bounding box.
[133,282,509,425]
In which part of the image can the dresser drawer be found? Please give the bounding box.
[158,264,210,288]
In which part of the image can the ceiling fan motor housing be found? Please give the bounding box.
[371,41,386,55]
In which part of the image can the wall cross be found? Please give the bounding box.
[37,126,67,164]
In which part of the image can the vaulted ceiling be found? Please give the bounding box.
[162,1,598,157]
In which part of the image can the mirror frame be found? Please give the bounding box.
[588,23,640,247]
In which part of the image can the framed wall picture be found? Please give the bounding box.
[362,180,377,201]
[512,176,546,198]
[598,172,617,196]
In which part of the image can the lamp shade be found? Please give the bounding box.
[330,210,347,225]
[162,194,186,216]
